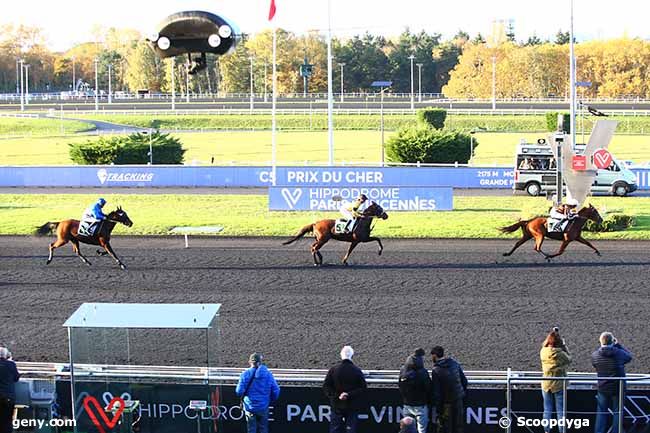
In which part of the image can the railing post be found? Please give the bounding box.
[506,367,512,433]
[562,378,568,427]
[618,379,624,433]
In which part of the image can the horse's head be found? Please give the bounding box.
[363,201,388,220]
[580,203,603,225]
[108,206,134,227]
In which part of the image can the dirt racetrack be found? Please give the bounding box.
[1,235,649,373]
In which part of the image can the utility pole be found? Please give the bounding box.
[408,55,415,110]
[339,63,345,103]
[186,63,190,103]
[249,56,255,112]
[264,61,268,102]
[94,58,99,111]
[24,64,30,105]
[71,56,76,97]
[108,64,112,104]
[171,61,176,110]
[19,59,24,111]
[416,63,423,103]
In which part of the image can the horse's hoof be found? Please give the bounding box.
[85,261,92,266]
[378,251,382,256]
[342,261,348,266]
[119,263,127,270]
[502,253,509,257]
[46,260,51,265]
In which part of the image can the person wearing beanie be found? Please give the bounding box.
[236,353,280,433]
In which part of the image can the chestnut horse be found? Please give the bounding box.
[35,207,133,270]
[283,202,389,266]
[500,204,603,260]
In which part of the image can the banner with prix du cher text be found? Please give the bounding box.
[268,186,454,211]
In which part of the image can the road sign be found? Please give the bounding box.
[593,149,613,169]
[572,155,586,171]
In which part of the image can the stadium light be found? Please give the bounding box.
[416,63,423,103]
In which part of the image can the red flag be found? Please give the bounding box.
[268,0,276,20]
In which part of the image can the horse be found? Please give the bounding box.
[282,202,389,266]
[35,207,134,270]
[500,204,603,260]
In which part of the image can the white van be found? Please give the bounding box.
[513,140,638,197]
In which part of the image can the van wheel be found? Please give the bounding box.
[525,182,542,196]
[612,182,628,197]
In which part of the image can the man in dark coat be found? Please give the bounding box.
[323,346,367,433]
[399,348,438,433]
[592,332,632,433]
[431,346,468,433]
[0,346,20,433]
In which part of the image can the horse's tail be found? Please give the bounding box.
[282,223,314,245]
[500,220,528,234]
[35,222,59,236]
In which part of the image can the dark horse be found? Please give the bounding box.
[35,207,134,269]
[500,204,603,260]
[283,202,389,266]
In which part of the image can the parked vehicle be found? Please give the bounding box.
[513,140,638,197]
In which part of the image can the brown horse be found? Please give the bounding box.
[500,204,603,260]
[283,202,389,266]
[35,207,133,270]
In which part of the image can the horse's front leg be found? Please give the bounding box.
[367,236,383,256]
[342,241,359,265]
[576,235,601,256]
[100,240,126,270]
[47,238,68,265]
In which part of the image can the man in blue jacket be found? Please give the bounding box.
[236,353,280,433]
[79,198,107,237]
[431,346,468,433]
[0,346,20,433]
[592,332,632,433]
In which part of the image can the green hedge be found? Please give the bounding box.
[417,108,447,129]
[545,112,571,133]
[386,127,474,164]
[69,131,185,165]
[584,213,635,232]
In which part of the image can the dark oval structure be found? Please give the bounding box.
[148,11,240,74]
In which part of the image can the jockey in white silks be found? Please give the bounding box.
[340,194,370,233]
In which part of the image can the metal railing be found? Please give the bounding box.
[15,362,650,433]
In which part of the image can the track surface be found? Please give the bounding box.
[1,236,649,372]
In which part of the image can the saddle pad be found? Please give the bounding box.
[334,219,348,235]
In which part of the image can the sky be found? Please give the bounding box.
[3,0,649,51]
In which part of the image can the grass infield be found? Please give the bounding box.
[2,194,649,239]
[1,130,649,166]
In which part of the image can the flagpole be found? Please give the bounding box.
[272,26,277,186]
[327,0,334,166]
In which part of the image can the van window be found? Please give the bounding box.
[606,162,619,172]
[517,156,554,171]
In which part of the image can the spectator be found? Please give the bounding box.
[592,332,632,433]
[540,328,571,433]
[431,346,467,433]
[398,416,417,433]
[323,346,367,433]
[236,353,280,433]
[399,348,436,433]
[0,346,20,433]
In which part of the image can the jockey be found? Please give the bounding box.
[549,197,579,231]
[80,198,107,236]
[340,194,370,233]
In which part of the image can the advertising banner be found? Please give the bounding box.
[268,186,453,211]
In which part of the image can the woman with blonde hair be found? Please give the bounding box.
[540,328,571,433]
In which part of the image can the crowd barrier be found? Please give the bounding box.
[14,363,650,433]
[2,166,650,191]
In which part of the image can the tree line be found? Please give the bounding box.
[1,23,649,98]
